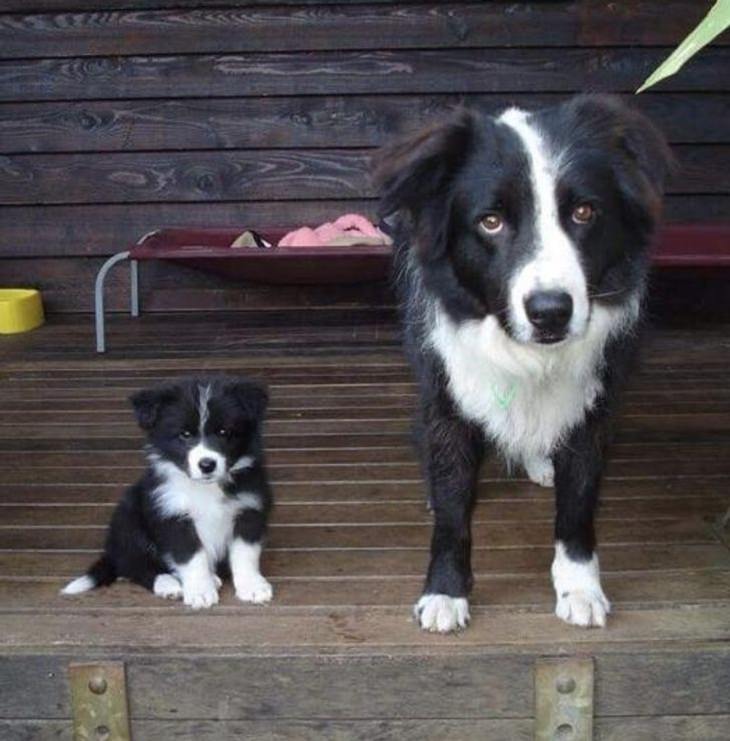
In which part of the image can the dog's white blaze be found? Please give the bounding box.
[429,299,638,461]
[551,541,610,627]
[153,460,247,564]
[61,574,95,595]
[230,539,272,604]
[498,107,589,341]
[187,442,226,480]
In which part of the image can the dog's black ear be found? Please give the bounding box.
[129,385,179,431]
[228,379,268,421]
[571,95,675,221]
[372,109,476,259]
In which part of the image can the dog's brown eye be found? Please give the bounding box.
[179,430,193,440]
[572,203,594,224]
[479,213,503,234]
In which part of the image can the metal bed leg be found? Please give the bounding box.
[95,251,131,353]
[130,259,139,317]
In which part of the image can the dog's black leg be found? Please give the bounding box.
[415,404,484,632]
[551,413,610,627]
[230,508,272,604]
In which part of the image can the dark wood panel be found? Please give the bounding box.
[1,93,727,155]
[0,2,716,59]
[0,144,725,206]
[4,715,730,741]
[1,48,727,103]
[2,194,729,262]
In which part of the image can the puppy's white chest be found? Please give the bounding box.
[153,464,242,563]
[428,310,621,459]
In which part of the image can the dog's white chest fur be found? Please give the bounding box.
[428,303,636,460]
[152,462,244,564]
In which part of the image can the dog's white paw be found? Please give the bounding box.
[212,574,223,589]
[415,594,470,633]
[524,455,554,487]
[183,577,220,610]
[235,575,273,604]
[153,574,183,600]
[555,589,610,628]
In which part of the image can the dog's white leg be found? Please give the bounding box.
[523,453,555,487]
[176,550,220,609]
[230,539,273,604]
[551,541,610,627]
[415,594,470,633]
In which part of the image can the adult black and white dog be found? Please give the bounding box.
[375,95,672,632]
[62,376,273,609]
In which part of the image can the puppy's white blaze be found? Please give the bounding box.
[198,382,212,431]
[415,594,470,633]
[61,575,95,595]
[229,455,255,473]
[498,107,589,341]
[551,541,610,628]
[176,549,220,609]
[230,539,272,604]
[187,442,226,480]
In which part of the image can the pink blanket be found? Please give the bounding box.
[277,214,390,247]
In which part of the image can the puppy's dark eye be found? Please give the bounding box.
[217,428,231,438]
[478,212,504,235]
[179,430,193,440]
[572,203,594,224]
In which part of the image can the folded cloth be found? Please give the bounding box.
[277,214,391,247]
[230,230,271,248]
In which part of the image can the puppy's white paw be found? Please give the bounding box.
[235,575,273,604]
[212,574,223,590]
[555,589,610,628]
[183,577,220,610]
[153,574,183,600]
[415,594,470,633]
[524,455,554,487]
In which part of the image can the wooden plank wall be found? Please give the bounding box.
[0,1,728,314]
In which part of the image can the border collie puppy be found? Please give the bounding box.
[62,376,273,609]
[375,95,672,632]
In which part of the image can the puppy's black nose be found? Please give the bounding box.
[199,458,217,475]
[524,291,573,333]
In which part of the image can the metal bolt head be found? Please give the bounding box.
[95,724,111,741]
[556,676,576,694]
[88,676,107,695]
[554,723,574,740]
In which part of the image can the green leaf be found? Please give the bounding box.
[636,0,730,93]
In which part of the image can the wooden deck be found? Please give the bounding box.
[1,310,729,740]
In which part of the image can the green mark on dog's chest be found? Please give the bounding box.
[492,381,517,410]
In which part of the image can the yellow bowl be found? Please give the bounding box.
[0,289,45,334]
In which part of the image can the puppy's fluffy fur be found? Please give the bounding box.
[62,376,273,609]
[375,95,673,632]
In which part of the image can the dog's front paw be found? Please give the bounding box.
[235,575,273,604]
[415,594,470,633]
[183,576,220,610]
[555,589,610,628]
[153,574,183,600]
[524,455,554,487]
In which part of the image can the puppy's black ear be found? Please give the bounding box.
[228,379,268,421]
[372,109,476,259]
[129,385,179,431]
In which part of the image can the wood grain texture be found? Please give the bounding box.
[1,94,727,155]
[0,144,726,206]
[0,2,718,59]
[1,47,727,104]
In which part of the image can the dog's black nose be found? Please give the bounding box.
[199,458,217,475]
[524,291,573,334]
